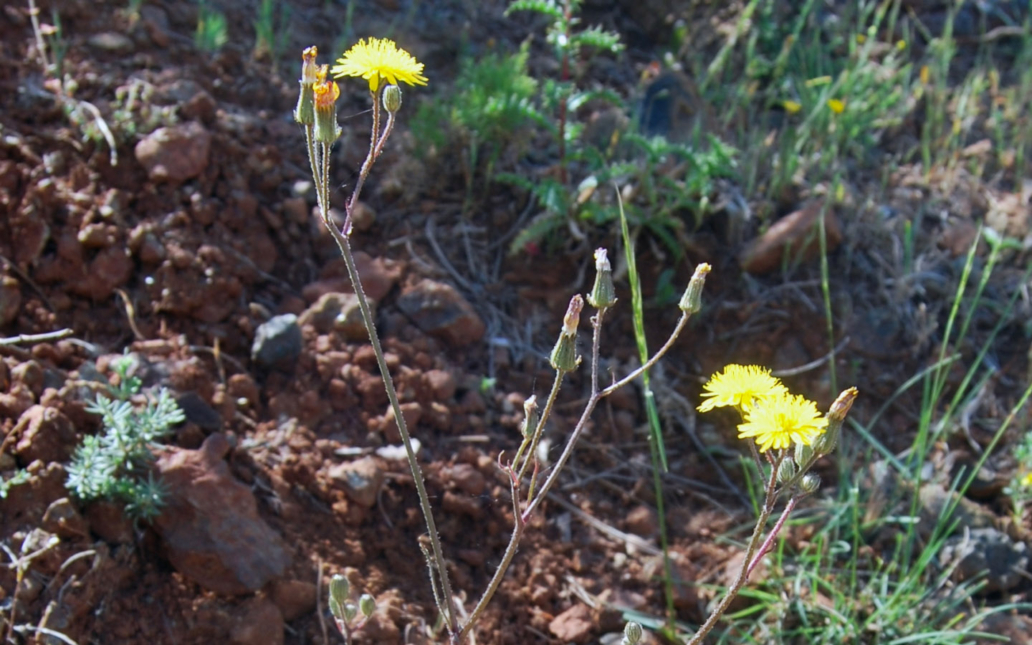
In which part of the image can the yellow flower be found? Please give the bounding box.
[828,98,845,114]
[783,100,802,114]
[698,364,788,413]
[737,394,828,452]
[1021,472,1032,488]
[331,37,428,92]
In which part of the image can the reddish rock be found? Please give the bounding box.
[549,603,594,643]
[302,253,400,303]
[70,246,134,300]
[267,578,317,622]
[424,369,457,401]
[443,463,486,497]
[299,292,368,340]
[327,456,384,508]
[134,121,211,184]
[740,201,842,274]
[396,279,485,348]
[381,401,422,444]
[84,499,135,544]
[153,434,290,594]
[13,405,77,465]
[230,597,284,645]
[0,275,22,326]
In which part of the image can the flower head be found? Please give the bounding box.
[737,394,828,453]
[697,364,788,413]
[332,37,428,92]
[1021,472,1032,488]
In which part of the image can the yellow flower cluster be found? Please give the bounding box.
[331,37,428,92]
[698,364,828,453]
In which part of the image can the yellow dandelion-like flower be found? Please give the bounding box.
[783,100,802,115]
[1021,471,1032,488]
[827,98,845,114]
[331,37,428,92]
[737,394,828,453]
[697,364,788,413]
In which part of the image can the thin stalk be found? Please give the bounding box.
[346,88,383,224]
[747,494,799,577]
[686,457,782,645]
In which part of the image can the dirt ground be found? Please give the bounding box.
[1,1,1030,644]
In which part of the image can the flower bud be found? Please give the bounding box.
[799,472,821,494]
[550,295,583,373]
[294,46,319,125]
[794,442,813,467]
[587,248,616,309]
[313,66,341,144]
[678,263,711,314]
[343,602,358,623]
[328,574,349,621]
[776,458,797,485]
[817,387,858,455]
[382,84,402,113]
[521,395,539,439]
[622,621,643,644]
[358,593,376,618]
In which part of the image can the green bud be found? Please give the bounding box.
[382,84,402,113]
[623,621,643,644]
[358,593,376,618]
[678,263,711,314]
[800,473,821,494]
[329,574,350,608]
[329,597,345,621]
[549,295,583,373]
[776,458,797,485]
[294,46,319,126]
[794,442,813,467]
[343,602,358,623]
[587,248,617,309]
[817,387,857,455]
[521,395,539,439]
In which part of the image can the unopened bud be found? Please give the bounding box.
[294,46,319,125]
[313,66,341,144]
[358,593,375,618]
[776,458,797,485]
[622,621,643,644]
[328,574,349,620]
[818,387,857,455]
[587,248,617,309]
[794,442,814,467]
[382,84,402,113]
[521,395,539,438]
[343,602,358,623]
[800,473,821,494]
[550,295,583,372]
[678,263,711,314]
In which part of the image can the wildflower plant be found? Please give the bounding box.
[294,40,856,644]
[65,354,184,522]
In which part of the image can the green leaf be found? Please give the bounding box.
[505,0,563,20]
[569,26,623,53]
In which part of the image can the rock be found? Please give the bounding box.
[624,505,658,538]
[396,279,485,348]
[549,603,594,643]
[939,527,1028,593]
[70,246,134,300]
[917,483,996,540]
[327,456,384,508]
[740,201,843,274]
[0,275,22,326]
[87,32,133,53]
[423,369,456,400]
[41,498,88,539]
[301,253,401,303]
[230,597,284,645]
[181,90,217,124]
[84,500,134,544]
[153,434,291,595]
[350,201,377,232]
[134,121,211,184]
[175,391,222,432]
[13,405,77,465]
[251,314,302,369]
[298,292,369,339]
[267,578,317,622]
[381,401,421,444]
[976,613,1032,645]
[443,463,485,496]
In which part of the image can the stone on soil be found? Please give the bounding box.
[739,200,843,274]
[549,603,594,643]
[153,433,290,595]
[396,278,485,348]
[134,121,211,184]
[13,405,77,465]
[251,314,302,369]
[299,292,369,339]
[327,456,385,508]
[939,527,1027,593]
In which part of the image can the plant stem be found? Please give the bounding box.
[747,495,798,577]
[685,455,783,645]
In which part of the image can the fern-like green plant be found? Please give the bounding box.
[66,354,184,521]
